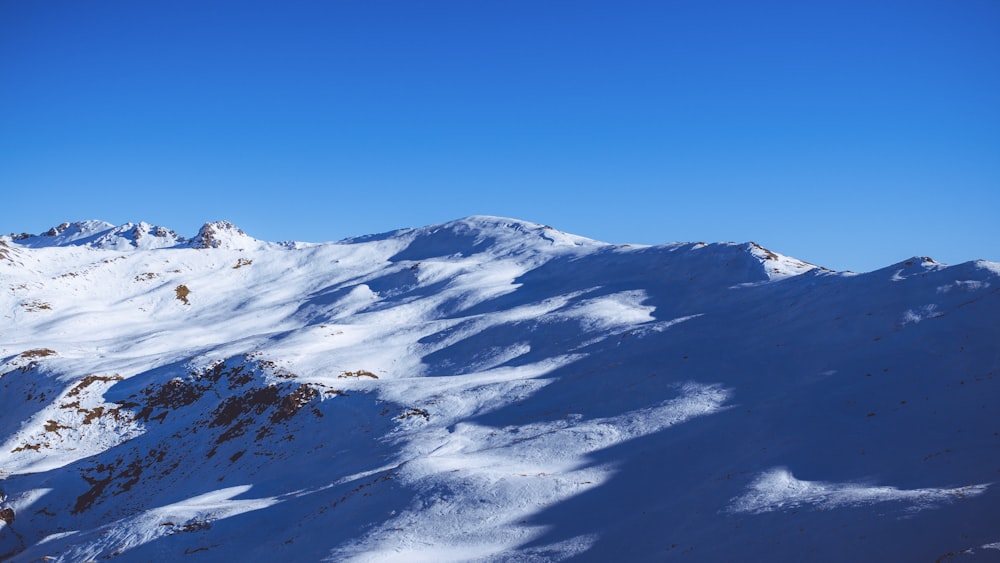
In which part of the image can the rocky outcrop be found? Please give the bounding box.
[188,221,256,250]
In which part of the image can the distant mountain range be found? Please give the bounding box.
[7,220,256,250]
[2,217,998,561]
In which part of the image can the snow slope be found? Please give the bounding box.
[1,216,998,562]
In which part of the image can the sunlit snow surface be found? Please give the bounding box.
[728,467,988,514]
[1,217,999,561]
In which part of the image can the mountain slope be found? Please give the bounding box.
[1,216,998,562]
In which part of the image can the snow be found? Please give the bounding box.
[937,280,990,294]
[6,221,116,247]
[976,259,1000,276]
[37,485,280,562]
[899,304,941,325]
[1,216,999,561]
[727,467,989,514]
[744,241,818,280]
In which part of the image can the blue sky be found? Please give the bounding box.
[2,0,997,272]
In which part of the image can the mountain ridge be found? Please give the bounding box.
[8,216,997,276]
[1,217,998,561]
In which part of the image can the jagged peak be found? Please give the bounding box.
[91,222,187,250]
[8,220,116,248]
[188,220,257,250]
[43,220,115,238]
[7,220,190,250]
[8,219,257,251]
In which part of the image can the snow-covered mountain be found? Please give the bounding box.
[1,216,998,562]
[10,221,188,250]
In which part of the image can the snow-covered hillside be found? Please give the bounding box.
[1,216,998,562]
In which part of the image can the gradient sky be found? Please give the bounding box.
[2,0,998,272]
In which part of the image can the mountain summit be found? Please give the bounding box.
[1,217,998,561]
[9,220,186,250]
[188,220,258,250]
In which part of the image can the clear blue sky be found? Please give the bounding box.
[2,0,997,272]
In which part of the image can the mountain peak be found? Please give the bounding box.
[7,220,188,250]
[387,215,601,261]
[743,241,820,280]
[5,219,274,252]
[92,222,187,250]
[9,220,116,248]
[189,220,257,249]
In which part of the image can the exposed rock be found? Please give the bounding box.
[189,221,254,249]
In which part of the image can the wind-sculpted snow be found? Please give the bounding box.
[728,467,989,515]
[40,485,281,562]
[328,382,730,562]
[1,216,999,561]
